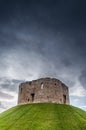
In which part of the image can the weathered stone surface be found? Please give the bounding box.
[18,77,70,104]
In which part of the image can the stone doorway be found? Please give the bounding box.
[63,95,66,104]
[31,93,35,102]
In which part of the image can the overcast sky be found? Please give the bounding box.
[0,0,86,112]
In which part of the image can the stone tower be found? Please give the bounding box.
[18,77,70,104]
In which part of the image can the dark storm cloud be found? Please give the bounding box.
[0,78,23,92]
[0,0,85,85]
[0,0,86,28]
[79,70,86,89]
[0,0,86,80]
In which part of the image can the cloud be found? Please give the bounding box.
[0,101,6,109]
[80,106,86,110]
[0,91,13,99]
[79,70,86,89]
[70,80,86,97]
[0,77,23,91]
[70,86,86,97]
[0,0,86,112]
[0,77,22,113]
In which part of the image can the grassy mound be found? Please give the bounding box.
[0,103,86,130]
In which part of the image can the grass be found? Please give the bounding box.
[0,103,86,130]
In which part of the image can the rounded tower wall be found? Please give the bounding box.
[18,78,70,104]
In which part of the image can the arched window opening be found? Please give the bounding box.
[63,95,66,104]
[41,82,44,89]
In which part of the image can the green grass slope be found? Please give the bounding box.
[0,103,86,130]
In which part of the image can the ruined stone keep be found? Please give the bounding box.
[18,78,70,104]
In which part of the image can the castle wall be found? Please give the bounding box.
[18,78,70,104]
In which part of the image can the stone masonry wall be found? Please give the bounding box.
[18,78,70,104]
